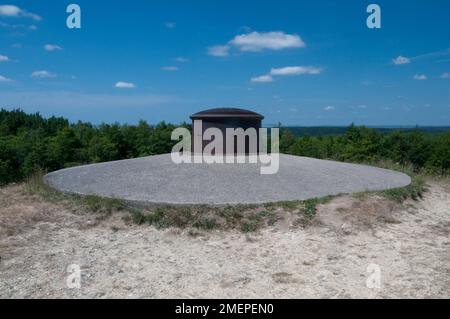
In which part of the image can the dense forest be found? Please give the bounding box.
[0,109,184,185]
[279,127,449,173]
[1,109,449,185]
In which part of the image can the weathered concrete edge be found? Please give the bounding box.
[43,169,412,208]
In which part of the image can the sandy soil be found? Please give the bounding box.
[0,180,449,299]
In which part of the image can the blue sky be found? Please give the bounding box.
[0,0,449,126]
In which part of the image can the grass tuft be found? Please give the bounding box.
[25,170,126,216]
[371,161,427,202]
[302,199,318,220]
[129,208,146,225]
[192,217,217,230]
[382,175,426,202]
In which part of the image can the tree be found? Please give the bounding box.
[87,136,118,163]
[426,132,450,172]
[45,127,81,170]
[279,129,296,154]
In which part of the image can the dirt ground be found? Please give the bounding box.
[0,179,449,299]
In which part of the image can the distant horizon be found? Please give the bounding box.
[3,106,450,129]
[273,124,450,129]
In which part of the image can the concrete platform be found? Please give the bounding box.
[44,154,411,205]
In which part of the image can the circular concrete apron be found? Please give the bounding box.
[44,154,411,205]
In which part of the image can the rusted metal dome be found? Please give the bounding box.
[191,108,264,120]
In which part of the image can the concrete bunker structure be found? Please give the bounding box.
[190,107,264,155]
[44,107,412,206]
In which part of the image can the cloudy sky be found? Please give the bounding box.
[1,0,450,125]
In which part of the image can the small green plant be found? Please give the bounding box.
[302,199,318,220]
[278,201,299,211]
[153,218,173,229]
[253,210,271,219]
[146,208,163,224]
[145,208,173,229]
[218,206,244,227]
[130,208,146,225]
[82,195,125,214]
[240,210,278,232]
[83,195,103,212]
[168,208,194,228]
[267,215,279,226]
[241,220,259,233]
[193,217,217,230]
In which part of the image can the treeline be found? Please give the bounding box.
[0,109,184,185]
[280,126,449,173]
[1,109,449,185]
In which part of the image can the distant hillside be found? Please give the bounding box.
[281,126,450,137]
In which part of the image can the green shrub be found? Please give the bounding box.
[302,199,318,220]
[130,209,146,225]
[193,217,217,230]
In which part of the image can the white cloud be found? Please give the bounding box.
[252,65,322,83]
[44,44,63,51]
[324,106,335,111]
[392,56,411,65]
[114,81,136,89]
[208,31,305,57]
[230,31,305,52]
[0,21,20,28]
[441,72,450,79]
[0,54,10,62]
[207,45,230,57]
[26,12,41,21]
[0,75,13,83]
[413,74,427,81]
[357,105,367,109]
[270,66,322,76]
[251,75,274,83]
[0,21,37,30]
[0,5,41,21]
[31,70,57,78]
[165,22,176,28]
[175,57,189,63]
[0,5,21,17]
[162,66,178,72]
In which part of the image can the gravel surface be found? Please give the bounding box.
[44,154,411,205]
